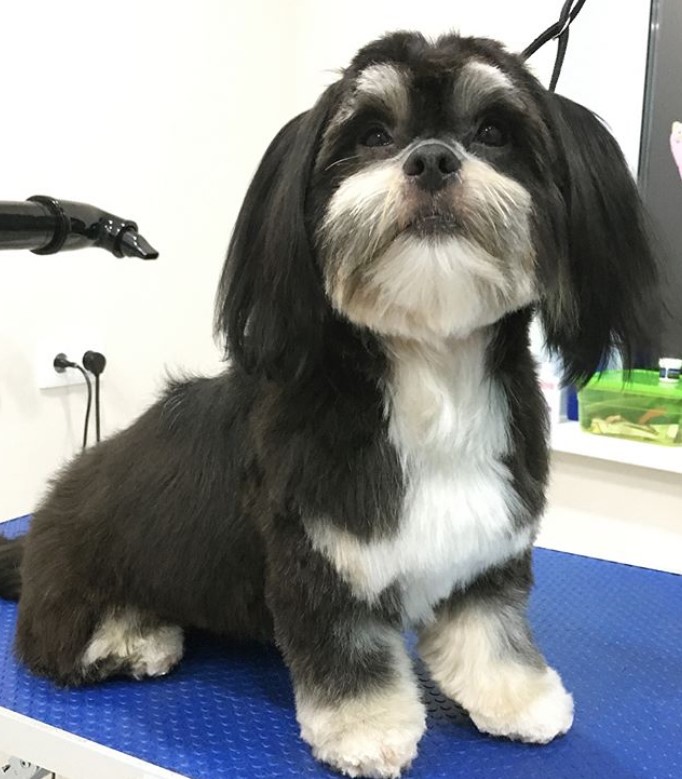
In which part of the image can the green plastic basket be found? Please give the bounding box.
[578,370,682,446]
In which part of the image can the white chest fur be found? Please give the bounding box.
[308,331,532,625]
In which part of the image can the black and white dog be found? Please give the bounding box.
[0,31,657,779]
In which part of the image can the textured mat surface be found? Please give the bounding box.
[1,515,681,779]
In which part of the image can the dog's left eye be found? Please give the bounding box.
[475,121,509,147]
[360,126,393,147]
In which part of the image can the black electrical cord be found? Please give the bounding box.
[95,374,101,443]
[523,0,589,92]
[53,354,92,450]
[73,365,93,449]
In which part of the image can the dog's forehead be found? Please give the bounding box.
[341,41,521,122]
[317,35,542,164]
[353,63,411,119]
[353,59,514,103]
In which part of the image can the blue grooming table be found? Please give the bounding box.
[1,515,681,779]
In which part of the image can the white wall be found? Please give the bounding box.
[0,0,293,518]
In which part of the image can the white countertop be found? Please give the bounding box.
[551,421,682,474]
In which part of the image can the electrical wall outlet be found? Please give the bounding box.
[35,332,104,390]
[1,756,52,778]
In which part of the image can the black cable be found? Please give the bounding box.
[95,374,101,443]
[72,365,92,450]
[522,0,589,92]
[546,0,575,92]
[550,25,570,93]
[522,0,587,59]
[53,354,92,450]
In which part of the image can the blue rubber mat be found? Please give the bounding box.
[1,515,681,779]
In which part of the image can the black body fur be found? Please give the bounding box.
[12,375,272,683]
[0,536,22,601]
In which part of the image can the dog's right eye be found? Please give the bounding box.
[360,126,393,147]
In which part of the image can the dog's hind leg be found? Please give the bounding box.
[16,592,184,686]
[80,608,184,683]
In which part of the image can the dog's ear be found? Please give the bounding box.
[539,94,659,386]
[215,85,340,379]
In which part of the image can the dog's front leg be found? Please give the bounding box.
[265,532,426,779]
[419,553,574,744]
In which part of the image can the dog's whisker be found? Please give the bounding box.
[324,155,360,172]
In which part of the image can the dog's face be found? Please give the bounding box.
[218,32,658,385]
[312,46,550,340]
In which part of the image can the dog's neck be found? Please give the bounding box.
[382,327,511,460]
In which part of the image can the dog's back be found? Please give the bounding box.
[0,369,272,685]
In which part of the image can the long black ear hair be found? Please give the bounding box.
[214,85,341,379]
[540,94,659,386]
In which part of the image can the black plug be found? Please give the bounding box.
[82,350,106,377]
[53,352,77,372]
[83,351,106,444]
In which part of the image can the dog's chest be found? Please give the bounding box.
[309,334,530,624]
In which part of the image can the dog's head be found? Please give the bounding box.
[217,32,657,384]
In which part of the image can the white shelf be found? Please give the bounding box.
[551,421,682,475]
[0,708,187,779]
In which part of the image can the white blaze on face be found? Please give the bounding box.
[320,158,405,310]
[321,158,536,340]
[325,161,403,233]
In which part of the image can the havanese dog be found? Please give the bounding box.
[0,31,658,779]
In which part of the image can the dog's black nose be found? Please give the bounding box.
[403,142,461,192]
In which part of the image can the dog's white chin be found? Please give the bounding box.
[331,235,536,341]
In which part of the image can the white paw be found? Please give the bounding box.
[82,610,184,680]
[470,667,574,744]
[309,717,424,779]
[297,687,426,778]
[130,626,184,679]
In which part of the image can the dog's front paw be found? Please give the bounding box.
[296,688,426,778]
[470,667,574,744]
